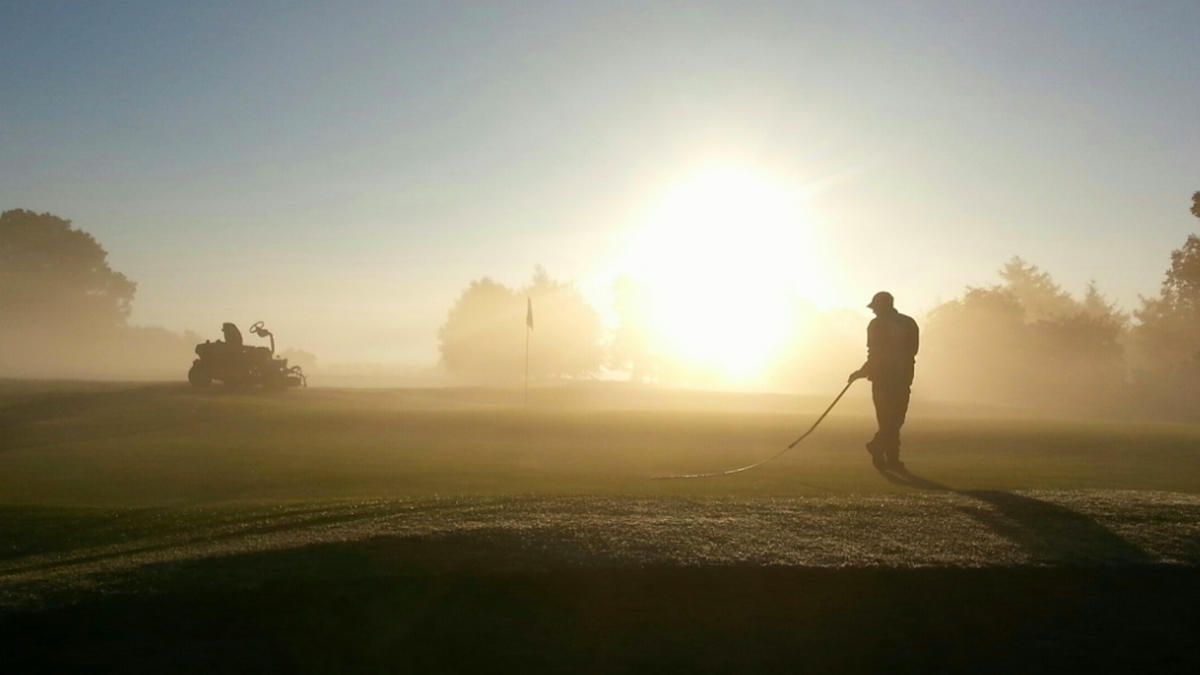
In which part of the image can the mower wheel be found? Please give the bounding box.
[188,363,212,387]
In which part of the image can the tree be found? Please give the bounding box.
[0,209,136,332]
[921,261,1128,411]
[1132,195,1200,369]
[1081,280,1117,318]
[999,256,1077,322]
[437,268,605,383]
[1124,195,1200,417]
[922,286,1029,403]
[521,266,605,379]
[438,277,524,383]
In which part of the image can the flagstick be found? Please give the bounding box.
[524,296,533,408]
[524,296,533,407]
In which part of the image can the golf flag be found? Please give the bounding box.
[526,297,534,330]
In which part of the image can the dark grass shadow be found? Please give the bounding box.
[878,466,1152,564]
[0,505,407,572]
[3,533,1198,674]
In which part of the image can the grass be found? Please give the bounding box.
[1,381,1199,672]
[3,382,1199,505]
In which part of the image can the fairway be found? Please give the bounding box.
[2,382,1199,672]
[5,381,1200,504]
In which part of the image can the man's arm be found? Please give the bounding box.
[910,317,920,357]
[848,319,878,382]
[848,362,869,383]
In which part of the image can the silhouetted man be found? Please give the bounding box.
[848,292,919,470]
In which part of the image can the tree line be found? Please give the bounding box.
[439,192,1200,419]
[919,193,1200,418]
[6,193,1200,419]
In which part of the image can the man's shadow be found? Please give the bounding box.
[878,466,1151,565]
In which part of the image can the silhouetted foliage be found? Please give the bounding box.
[1127,196,1200,415]
[1136,200,1200,336]
[524,266,605,379]
[439,278,522,383]
[1133,234,1200,364]
[922,260,1127,411]
[0,209,299,380]
[439,268,604,384]
[999,257,1078,322]
[1032,308,1126,403]
[0,209,136,331]
[1081,281,1117,318]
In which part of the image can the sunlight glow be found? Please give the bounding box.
[615,166,834,382]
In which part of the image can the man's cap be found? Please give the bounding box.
[867,291,894,309]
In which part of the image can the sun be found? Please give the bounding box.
[614,166,834,382]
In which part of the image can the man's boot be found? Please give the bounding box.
[866,439,885,469]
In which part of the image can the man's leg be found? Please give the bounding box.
[881,381,911,468]
[868,382,889,468]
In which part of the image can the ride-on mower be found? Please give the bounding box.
[188,321,306,388]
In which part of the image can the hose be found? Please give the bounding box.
[654,380,856,480]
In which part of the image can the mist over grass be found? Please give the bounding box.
[3,382,1199,508]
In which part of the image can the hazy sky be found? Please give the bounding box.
[3,1,1198,364]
